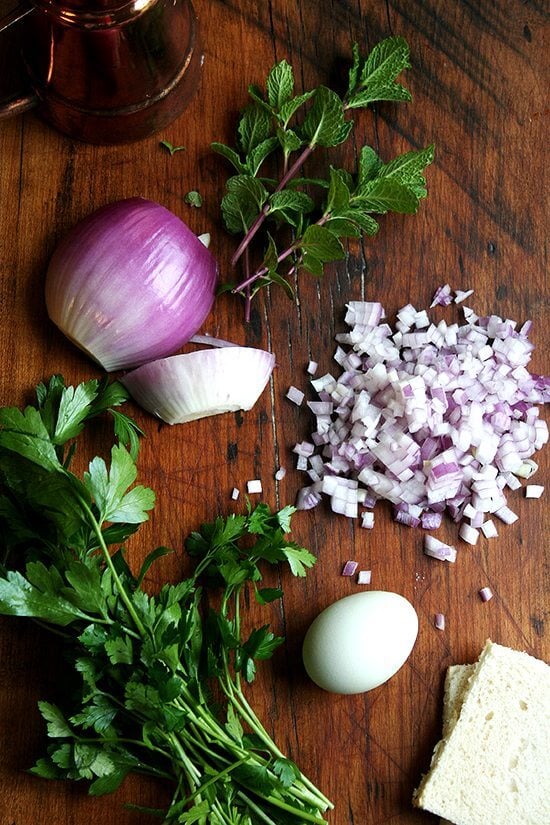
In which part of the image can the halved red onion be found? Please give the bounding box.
[121,346,275,424]
[45,198,218,372]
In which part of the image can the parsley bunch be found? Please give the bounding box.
[0,376,330,824]
[213,37,434,319]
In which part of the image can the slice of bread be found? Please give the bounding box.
[439,664,475,825]
[441,663,475,737]
[413,640,550,825]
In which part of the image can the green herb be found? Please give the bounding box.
[184,190,203,208]
[0,377,330,824]
[212,37,434,320]
[160,140,186,156]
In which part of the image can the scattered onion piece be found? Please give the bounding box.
[247,479,263,494]
[342,560,358,576]
[286,386,305,406]
[121,346,275,424]
[424,536,456,562]
[231,488,240,501]
[434,613,445,630]
[525,484,544,498]
[479,586,493,602]
[357,570,372,585]
[481,519,498,538]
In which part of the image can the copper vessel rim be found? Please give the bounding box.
[30,0,161,29]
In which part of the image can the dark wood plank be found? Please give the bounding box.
[0,0,548,823]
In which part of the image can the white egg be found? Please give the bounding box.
[302,590,418,694]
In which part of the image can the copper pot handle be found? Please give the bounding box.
[0,3,38,119]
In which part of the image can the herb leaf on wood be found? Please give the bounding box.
[212,37,435,319]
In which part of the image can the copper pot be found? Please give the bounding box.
[0,0,202,143]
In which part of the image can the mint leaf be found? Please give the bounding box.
[278,90,315,126]
[326,166,352,214]
[299,224,345,263]
[301,86,352,147]
[376,143,435,197]
[211,142,247,174]
[247,136,279,176]
[268,189,314,225]
[160,140,185,155]
[276,126,304,157]
[356,177,421,214]
[221,175,269,234]
[238,103,273,154]
[357,145,383,187]
[266,60,294,110]
[324,217,361,237]
[184,190,203,208]
[347,36,412,107]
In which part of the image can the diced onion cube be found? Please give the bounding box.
[525,484,544,499]
[231,487,240,500]
[434,613,446,630]
[247,479,262,494]
[481,519,498,538]
[342,560,358,576]
[286,385,304,405]
[479,586,493,602]
[459,523,479,545]
[357,569,372,585]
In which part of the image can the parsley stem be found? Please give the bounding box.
[176,756,249,808]
[236,792,278,825]
[230,145,314,268]
[77,497,148,638]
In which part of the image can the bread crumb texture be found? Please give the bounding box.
[413,640,550,825]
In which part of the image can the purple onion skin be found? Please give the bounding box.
[45,198,219,372]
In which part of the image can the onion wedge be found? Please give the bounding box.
[122,347,276,424]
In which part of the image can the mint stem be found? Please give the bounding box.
[234,211,331,293]
[231,145,314,268]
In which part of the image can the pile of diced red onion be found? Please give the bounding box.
[293,288,548,555]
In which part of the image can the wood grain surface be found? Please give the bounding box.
[0,1,548,823]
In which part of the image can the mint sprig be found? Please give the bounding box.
[212,37,434,319]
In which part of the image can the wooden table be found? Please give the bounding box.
[0,1,548,823]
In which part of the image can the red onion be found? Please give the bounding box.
[341,560,358,576]
[357,569,372,584]
[295,294,548,550]
[479,586,493,602]
[121,346,275,425]
[434,613,445,630]
[46,198,218,372]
